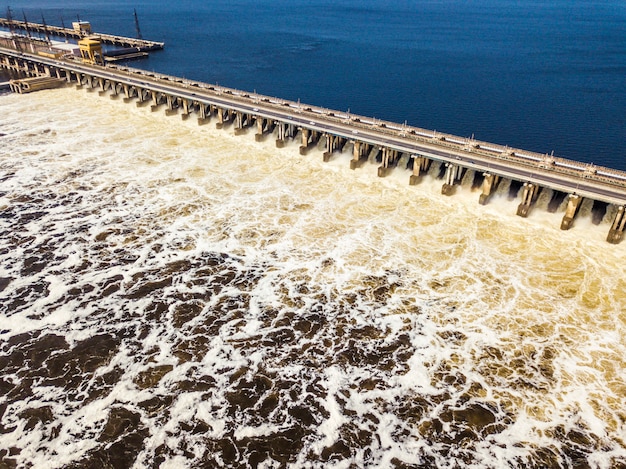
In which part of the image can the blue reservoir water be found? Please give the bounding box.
[7,0,626,169]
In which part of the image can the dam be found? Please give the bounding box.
[1,41,626,243]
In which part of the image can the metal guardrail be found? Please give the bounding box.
[122,65,626,190]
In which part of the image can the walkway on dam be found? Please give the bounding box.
[8,47,623,201]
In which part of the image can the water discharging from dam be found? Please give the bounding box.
[0,88,625,468]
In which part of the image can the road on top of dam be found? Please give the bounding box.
[3,46,626,206]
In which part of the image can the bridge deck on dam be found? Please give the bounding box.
[2,45,626,243]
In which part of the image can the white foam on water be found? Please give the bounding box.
[0,88,625,468]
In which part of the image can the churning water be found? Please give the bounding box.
[1,88,625,468]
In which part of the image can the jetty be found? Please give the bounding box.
[0,17,163,51]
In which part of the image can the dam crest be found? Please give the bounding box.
[1,30,626,244]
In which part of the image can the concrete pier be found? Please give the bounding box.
[607,206,626,244]
[297,128,319,155]
[323,134,345,162]
[378,147,398,177]
[197,103,210,125]
[215,107,225,129]
[276,122,287,148]
[350,141,369,169]
[409,156,431,185]
[180,99,190,120]
[479,173,501,205]
[441,163,459,195]
[516,183,539,217]
[122,84,132,102]
[255,118,265,141]
[165,95,179,115]
[149,91,163,112]
[322,134,333,161]
[560,194,583,230]
[234,112,252,135]
[298,128,310,154]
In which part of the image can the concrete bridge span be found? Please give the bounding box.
[2,46,626,243]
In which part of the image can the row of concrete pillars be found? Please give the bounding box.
[66,73,626,244]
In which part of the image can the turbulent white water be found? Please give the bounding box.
[0,88,625,469]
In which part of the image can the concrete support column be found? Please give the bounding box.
[301,128,310,146]
[323,134,335,162]
[255,118,265,141]
[378,147,396,177]
[122,84,132,102]
[150,91,161,112]
[136,89,149,107]
[441,163,459,195]
[299,128,311,155]
[110,83,120,99]
[98,80,108,96]
[276,122,286,148]
[607,206,626,244]
[516,182,539,217]
[216,107,225,129]
[352,141,361,161]
[197,104,209,125]
[165,95,177,115]
[409,155,431,185]
[478,173,500,205]
[181,100,190,121]
[234,112,243,134]
[85,76,95,92]
[560,194,583,230]
[350,141,367,169]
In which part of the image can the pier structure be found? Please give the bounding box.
[0,17,164,51]
[2,46,626,243]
